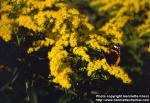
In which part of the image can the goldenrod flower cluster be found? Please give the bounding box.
[69,32,78,47]
[0,0,134,89]
[90,0,150,51]
[0,14,12,42]
[73,47,90,62]
[87,58,132,84]
[0,1,12,13]
[91,0,150,15]
[110,66,132,84]
[86,34,109,53]
[48,47,72,89]
[17,15,40,32]
[52,66,73,89]
[99,16,129,45]
[27,37,55,54]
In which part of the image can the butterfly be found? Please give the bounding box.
[103,44,121,66]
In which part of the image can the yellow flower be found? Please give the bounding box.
[0,14,12,42]
[84,22,94,31]
[55,34,69,47]
[87,59,106,76]
[17,15,39,32]
[69,32,78,47]
[48,46,64,59]
[22,7,32,14]
[0,25,12,42]
[34,11,47,27]
[27,37,55,54]
[27,48,34,54]
[52,7,68,33]
[43,38,55,47]
[86,39,109,53]
[48,45,73,89]
[0,1,12,12]
[26,0,54,11]
[89,34,109,45]
[99,16,128,45]
[73,47,91,62]
[110,66,132,84]
[87,58,132,84]
[72,16,81,29]
[68,8,79,15]
[52,67,72,89]
[97,0,121,12]
[50,50,68,72]
[60,24,67,35]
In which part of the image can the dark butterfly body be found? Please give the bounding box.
[104,44,121,66]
